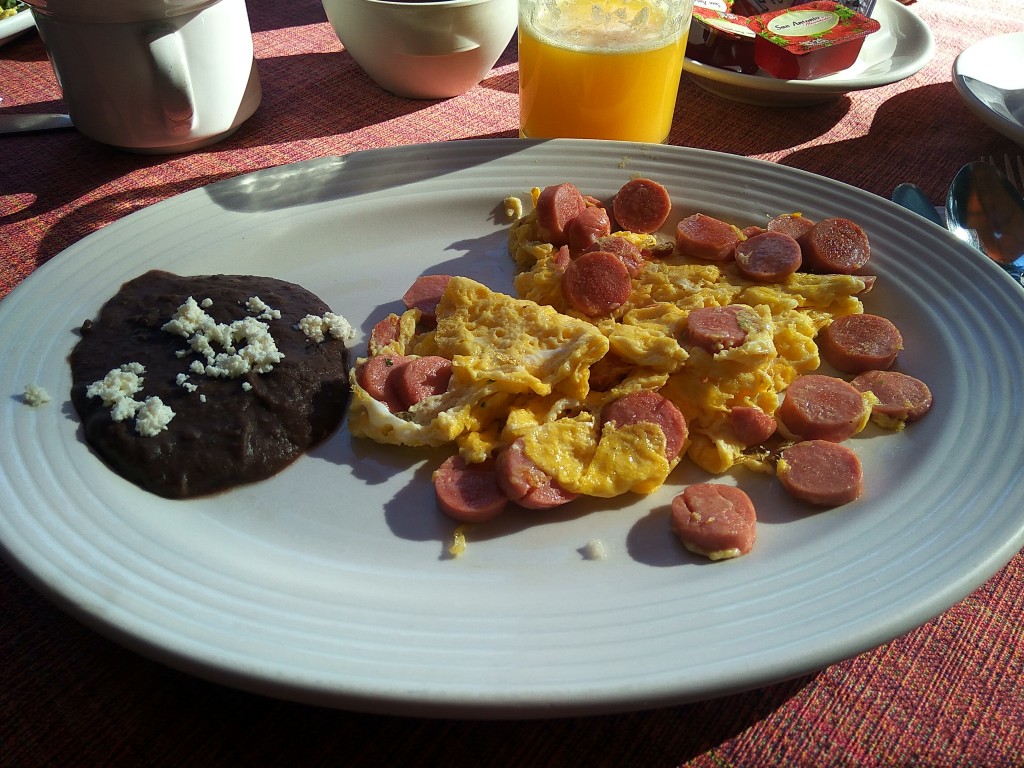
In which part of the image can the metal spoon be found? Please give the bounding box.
[945,161,1024,285]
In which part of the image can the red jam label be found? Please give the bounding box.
[766,9,843,37]
[753,1,879,56]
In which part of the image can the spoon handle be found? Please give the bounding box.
[892,183,944,227]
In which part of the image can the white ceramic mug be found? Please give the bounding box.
[24,0,261,153]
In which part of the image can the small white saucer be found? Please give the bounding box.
[682,0,935,107]
[953,31,1024,148]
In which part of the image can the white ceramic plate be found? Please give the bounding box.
[953,32,1024,148]
[0,5,34,47]
[2,139,1023,718]
[682,0,935,107]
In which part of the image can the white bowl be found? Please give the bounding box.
[322,0,517,100]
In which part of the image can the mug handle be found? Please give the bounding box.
[144,24,195,135]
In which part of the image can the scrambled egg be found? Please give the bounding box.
[349,187,873,500]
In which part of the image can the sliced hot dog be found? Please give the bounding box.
[584,236,646,276]
[767,213,815,240]
[671,483,757,560]
[561,249,633,316]
[735,230,802,283]
[355,353,411,413]
[553,244,572,272]
[851,370,933,422]
[675,213,741,262]
[394,355,453,409]
[727,405,777,446]
[778,374,869,442]
[402,274,454,325]
[566,205,612,252]
[820,313,903,373]
[600,390,688,460]
[685,305,749,354]
[798,217,871,274]
[612,178,672,234]
[777,440,863,507]
[369,314,400,354]
[495,438,578,510]
[536,183,588,247]
[432,455,508,522]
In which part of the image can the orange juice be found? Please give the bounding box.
[519,0,692,143]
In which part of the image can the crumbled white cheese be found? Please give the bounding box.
[175,373,198,393]
[583,539,607,560]
[162,298,284,378]
[22,384,51,406]
[242,382,252,392]
[200,298,213,309]
[85,363,176,436]
[297,312,355,344]
[85,363,146,421]
[246,296,282,321]
[134,396,174,437]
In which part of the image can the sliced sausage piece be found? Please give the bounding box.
[778,374,868,442]
[767,213,815,240]
[735,230,803,283]
[685,305,748,354]
[742,225,767,238]
[600,390,688,460]
[369,314,400,354]
[561,250,633,316]
[553,244,572,272]
[820,313,903,373]
[777,440,863,507]
[675,213,741,262]
[536,182,588,246]
[798,217,871,274]
[612,178,672,234]
[495,438,578,510]
[432,455,508,523]
[402,274,453,325]
[851,370,933,422]
[858,275,877,294]
[566,205,612,252]
[671,484,757,560]
[355,353,411,413]
[584,236,646,276]
[394,355,453,409]
[727,405,777,446]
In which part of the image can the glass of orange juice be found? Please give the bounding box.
[518,0,696,143]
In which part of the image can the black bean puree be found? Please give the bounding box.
[69,270,350,499]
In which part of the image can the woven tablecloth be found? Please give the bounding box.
[2,1,1022,765]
